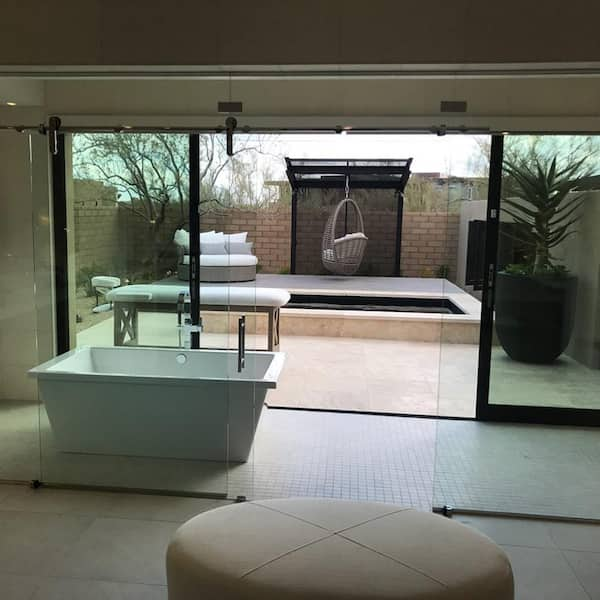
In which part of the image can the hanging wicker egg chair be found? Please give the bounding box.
[322,197,368,275]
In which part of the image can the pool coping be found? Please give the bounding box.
[279,286,481,323]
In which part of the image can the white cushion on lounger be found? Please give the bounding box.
[224,232,248,243]
[106,287,154,302]
[199,286,289,307]
[173,229,226,252]
[106,284,290,308]
[181,255,258,266]
[200,254,258,267]
[200,241,227,255]
[91,276,121,289]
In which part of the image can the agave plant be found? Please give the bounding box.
[502,155,595,276]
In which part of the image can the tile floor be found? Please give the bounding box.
[0,482,599,600]
[2,402,600,520]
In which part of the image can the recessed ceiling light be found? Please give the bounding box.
[5,101,17,106]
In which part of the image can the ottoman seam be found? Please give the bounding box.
[334,533,449,589]
[334,509,412,534]
[249,502,332,532]
[239,533,335,579]
[252,502,410,534]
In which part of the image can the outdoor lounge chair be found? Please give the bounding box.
[174,229,258,282]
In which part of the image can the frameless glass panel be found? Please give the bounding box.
[433,134,600,520]
[202,131,443,510]
[0,131,43,484]
[433,134,490,514]
[35,132,228,497]
[204,133,265,501]
[438,134,490,418]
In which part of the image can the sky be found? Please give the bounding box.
[72,132,492,204]
[253,133,489,179]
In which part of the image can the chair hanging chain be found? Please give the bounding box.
[345,175,350,199]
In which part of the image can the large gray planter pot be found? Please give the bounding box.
[495,272,577,364]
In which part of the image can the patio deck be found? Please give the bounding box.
[77,274,481,418]
[76,274,600,416]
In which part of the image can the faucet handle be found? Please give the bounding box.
[176,292,185,325]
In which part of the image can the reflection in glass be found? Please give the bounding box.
[490,135,600,409]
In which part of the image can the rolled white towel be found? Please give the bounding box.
[91,276,121,289]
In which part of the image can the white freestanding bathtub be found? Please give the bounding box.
[29,346,285,462]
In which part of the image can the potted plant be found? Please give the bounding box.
[495,155,595,364]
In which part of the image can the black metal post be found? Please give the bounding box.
[394,191,404,277]
[52,134,70,354]
[290,189,298,274]
[475,134,503,419]
[189,134,201,349]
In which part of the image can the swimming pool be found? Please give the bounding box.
[285,293,465,315]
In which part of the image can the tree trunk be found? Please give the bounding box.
[150,223,161,278]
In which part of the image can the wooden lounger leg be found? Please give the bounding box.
[114,303,125,345]
[114,302,139,346]
[267,308,281,351]
[267,309,274,351]
[274,308,280,350]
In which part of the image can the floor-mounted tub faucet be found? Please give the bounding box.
[177,293,186,348]
[238,315,246,372]
[177,292,202,349]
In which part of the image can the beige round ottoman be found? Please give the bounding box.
[167,498,514,600]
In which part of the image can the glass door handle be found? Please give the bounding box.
[487,263,496,308]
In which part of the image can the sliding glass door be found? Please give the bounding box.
[432,134,600,520]
[36,132,238,497]
[481,134,600,424]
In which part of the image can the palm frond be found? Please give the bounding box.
[501,152,596,274]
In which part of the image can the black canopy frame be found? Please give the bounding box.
[285,157,413,276]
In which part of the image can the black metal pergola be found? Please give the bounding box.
[285,157,413,276]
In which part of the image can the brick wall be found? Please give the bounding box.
[73,180,459,283]
[294,188,459,278]
[73,185,291,279]
[295,188,398,276]
[73,180,121,272]
[401,213,459,279]
[199,207,291,274]
[119,207,182,277]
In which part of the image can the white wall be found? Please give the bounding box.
[561,192,600,369]
[3,74,600,133]
[0,131,38,401]
[457,200,487,291]
[0,131,53,402]
[41,77,600,125]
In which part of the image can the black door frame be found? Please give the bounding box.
[51,133,70,355]
[475,134,600,427]
[51,132,202,352]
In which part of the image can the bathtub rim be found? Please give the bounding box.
[29,345,285,389]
